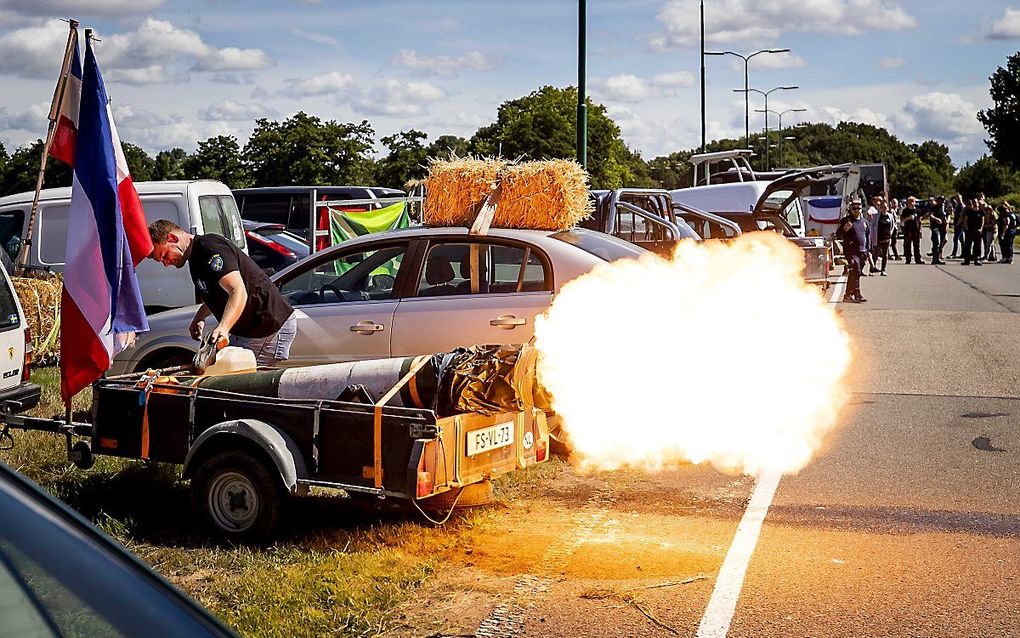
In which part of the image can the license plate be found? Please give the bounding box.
[466,421,514,457]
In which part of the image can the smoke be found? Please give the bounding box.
[535,232,851,476]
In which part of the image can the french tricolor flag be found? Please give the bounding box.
[60,35,152,403]
[49,28,81,166]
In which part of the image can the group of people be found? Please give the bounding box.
[837,193,1018,303]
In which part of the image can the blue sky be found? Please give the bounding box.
[1,0,1018,168]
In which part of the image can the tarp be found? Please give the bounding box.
[328,202,409,275]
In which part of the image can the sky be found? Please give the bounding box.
[0,0,1018,168]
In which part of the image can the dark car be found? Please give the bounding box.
[243,220,309,274]
[233,186,406,251]
[0,460,236,637]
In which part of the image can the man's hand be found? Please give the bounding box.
[842,221,853,232]
[210,326,230,349]
[189,317,205,341]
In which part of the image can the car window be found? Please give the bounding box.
[0,272,21,332]
[417,242,550,297]
[38,205,70,265]
[0,210,24,264]
[217,196,245,247]
[550,229,647,262]
[198,196,225,238]
[278,244,406,306]
[238,194,292,226]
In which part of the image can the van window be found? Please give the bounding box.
[39,200,182,266]
[0,210,25,263]
[198,196,245,250]
[238,195,291,227]
[0,272,20,331]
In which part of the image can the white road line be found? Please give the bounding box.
[696,470,783,638]
[828,277,847,304]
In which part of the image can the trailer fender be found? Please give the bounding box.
[182,419,309,492]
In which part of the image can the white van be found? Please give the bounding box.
[0,267,39,415]
[0,180,246,313]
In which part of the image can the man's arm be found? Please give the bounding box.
[189,304,212,340]
[211,271,247,344]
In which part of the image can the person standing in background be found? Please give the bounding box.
[962,198,985,266]
[949,194,965,259]
[837,199,869,303]
[998,203,1017,264]
[866,195,882,273]
[876,198,895,275]
[928,196,947,265]
[889,197,901,260]
[901,196,925,264]
[983,204,998,262]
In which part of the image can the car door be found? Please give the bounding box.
[276,241,410,366]
[390,239,553,356]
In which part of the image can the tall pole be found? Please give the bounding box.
[700,0,706,152]
[706,48,789,152]
[576,0,587,169]
[763,93,770,172]
[743,60,749,150]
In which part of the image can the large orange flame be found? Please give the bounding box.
[535,232,851,476]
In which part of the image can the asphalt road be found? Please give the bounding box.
[407,241,1020,638]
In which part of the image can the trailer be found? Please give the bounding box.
[1,360,550,539]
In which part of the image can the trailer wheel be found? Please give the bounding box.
[192,450,284,541]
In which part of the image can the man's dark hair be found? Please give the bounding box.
[149,219,183,245]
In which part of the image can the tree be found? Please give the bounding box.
[121,143,155,182]
[425,135,470,160]
[913,140,954,186]
[244,112,376,186]
[1,140,72,195]
[647,151,693,189]
[954,156,1019,198]
[183,136,249,188]
[0,143,7,187]
[978,52,1020,170]
[375,129,428,190]
[469,86,641,189]
[154,148,188,181]
[890,157,942,199]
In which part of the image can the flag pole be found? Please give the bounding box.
[17,19,79,277]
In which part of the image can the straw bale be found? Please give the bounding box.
[12,275,62,364]
[423,158,592,231]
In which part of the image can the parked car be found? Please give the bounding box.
[0,461,236,636]
[0,258,39,415]
[110,226,647,373]
[233,186,406,252]
[243,220,309,274]
[0,180,246,313]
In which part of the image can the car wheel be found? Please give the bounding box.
[191,450,284,541]
[137,350,193,373]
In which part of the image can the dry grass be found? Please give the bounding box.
[12,275,62,364]
[422,158,592,231]
[1,365,565,638]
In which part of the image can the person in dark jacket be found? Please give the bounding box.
[837,199,869,303]
[949,194,965,259]
[998,204,1017,264]
[928,196,947,265]
[962,199,985,266]
[876,200,895,275]
[900,196,925,264]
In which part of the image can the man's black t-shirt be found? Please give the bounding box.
[188,234,293,338]
[900,206,921,231]
[964,207,984,232]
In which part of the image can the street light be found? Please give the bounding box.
[754,106,806,169]
[705,48,790,150]
[738,86,798,170]
[576,0,587,168]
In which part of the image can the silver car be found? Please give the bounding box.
[110,226,646,374]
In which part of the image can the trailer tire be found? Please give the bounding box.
[192,450,284,541]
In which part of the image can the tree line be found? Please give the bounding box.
[2,50,1019,202]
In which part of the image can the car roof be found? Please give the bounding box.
[232,186,405,196]
[0,180,230,206]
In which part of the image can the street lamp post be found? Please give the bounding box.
[705,48,790,151]
[577,0,587,168]
[754,107,806,169]
[738,86,797,170]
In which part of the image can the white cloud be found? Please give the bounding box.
[0,101,48,133]
[110,104,239,151]
[3,0,163,16]
[895,91,983,141]
[198,100,273,122]
[350,80,446,116]
[288,27,340,46]
[878,56,906,69]
[983,7,1020,40]
[814,105,892,129]
[0,18,273,83]
[283,71,354,97]
[652,0,916,49]
[391,49,498,76]
[746,51,807,70]
[593,72,693,103]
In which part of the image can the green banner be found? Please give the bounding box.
[328,202,410,275]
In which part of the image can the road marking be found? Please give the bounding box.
[828,276,847,304]
[696,470,783,638]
